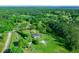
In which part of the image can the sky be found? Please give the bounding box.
[0,0,79,6]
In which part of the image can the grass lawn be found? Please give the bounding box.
[9,32,20,49]
[23,31,68,53]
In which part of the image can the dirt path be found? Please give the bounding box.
[1,32,12,53]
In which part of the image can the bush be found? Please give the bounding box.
[10,46,23,53]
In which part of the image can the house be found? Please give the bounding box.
[31,34,40,38]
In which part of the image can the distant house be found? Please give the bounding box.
[31,34,40,38]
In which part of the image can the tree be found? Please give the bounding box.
[10,46,23,53]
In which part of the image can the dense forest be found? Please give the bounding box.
[0,7,79,53]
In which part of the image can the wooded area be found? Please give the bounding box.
[0,7,79,53]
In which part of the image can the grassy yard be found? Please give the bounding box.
[29,34,68,53]
[23,30,68,53]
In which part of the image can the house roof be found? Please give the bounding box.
[31,34,40,38]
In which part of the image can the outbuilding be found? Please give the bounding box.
[31,34,40,38]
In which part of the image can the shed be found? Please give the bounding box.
[31,34,40,38]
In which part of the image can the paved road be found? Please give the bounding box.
[1,32,12,53]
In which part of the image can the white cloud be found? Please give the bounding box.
[0,0,79,6]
